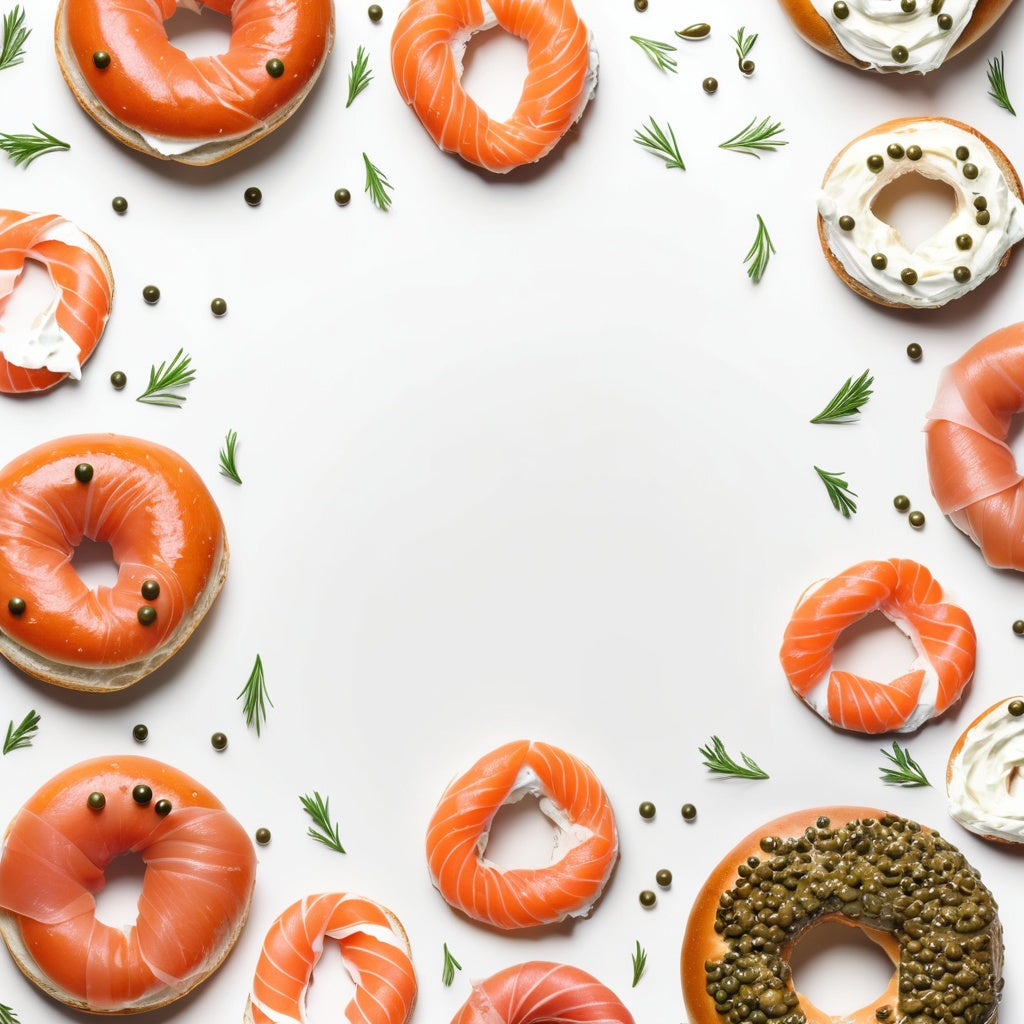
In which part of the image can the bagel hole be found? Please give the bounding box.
[461,28,530,121]
[93,853,146,928]
[483,796,562,869]
[304,939,357,1022]
[0,259,57,340]
[871,173,958,252]
[71,538,119,591]
[164,5,231,59]
[830,612,914,681]
[789,920,896,1016]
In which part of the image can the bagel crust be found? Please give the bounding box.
[682,807,1003,1024]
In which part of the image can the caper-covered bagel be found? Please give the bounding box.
[681,807,1002,1024]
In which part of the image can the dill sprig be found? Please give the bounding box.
[346,45,373,107]
[219,428,242,484]
[719,116,787,158]
[880,741,931,787]
[237,653,272,735]
[634,117,685,171]
[0,5,30,71]
[631,940,647,987]
[300,791,346,853]
[699,735,769,780]
[3,709,39,754]
[814,466,858,517]
[441,943,462,986]
[810,370,874,423]
[363,152,394,211]
[0,1002,22,1024]
[136,348,195,408]
[631,35,678,73]
[743,214,775,283]
[987,51,1016,115]
[731,26,758,72]
[0,124,69,167]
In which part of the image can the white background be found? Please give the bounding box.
[2,0,1024,1021]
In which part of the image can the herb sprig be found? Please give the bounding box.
[719,116,787,158]
[810,370,874,423]
[879,741,930,787]
[814,466,858,517]
[731,26,757,73]
[631,35,678,73]
[300,791,346,852]
[136,349,195,408]
[699,735,769,780]
[238,653,272,735]
[0,5,30,71]
[631,940,647,987]
[634,117,685,170]
[363,152,394,210]
[987,51,1016,115]
[0,124,69,167]
[743,214,775,283]
[347,45,373,107]
[3,709,39,754]
[219,428,242,484]
[0,1002,21,1024]
[441,943,462,986]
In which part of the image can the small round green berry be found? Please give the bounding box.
[893,494,911,512]
[266,58,285,78]
[154,798,172,816]
[702,77,718,94]
[907,342,923,361]
[110,370,127,389]
[368,3,383,19]
[142,284,160,305]
[93,50,111,69]
[132,723,149,742]
[88,792,106,810]
[111,196,128,214]
[255,827,272,845]
[74,463,94,483]
[638,801,656,820]
[137,605,157,626]
[639,889,657,908]
[655,868,673,888]
[1012,620,1024,636]
[211,297,227,317]
[908,510,926,529]
[244,186,262,206]
[7,596,25,616]
[334,188,351,206]
[681,803,697,821]
[132,784,153,805]
[211,732,228,751]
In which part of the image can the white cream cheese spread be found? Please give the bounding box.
[809,0,978,73]
[817,120,1024,308]
[948,698,1024,842]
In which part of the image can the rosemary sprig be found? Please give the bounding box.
[631,35,678,73]
[136,349,195,408]
[880,741,931,787]
[631,940,647,987]
[634,117,685,171]
[814,466,858,517]
[0,1002,21,1024]
[810,370,874,423]
[237,653,272,735]
[441,942,462,986]
[699,735,769,780]
[219,428,242,484]
[300,791,346,853]
[0,5,30,71]
[987,51,1016,115]
[731,26,758,73]
[363,152,394,211]
[3,709,39,754]
[743,214,775,283]
[719,116,787,158]
[346,45,373,107]
[0,124,69,167]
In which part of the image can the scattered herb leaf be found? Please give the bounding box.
[0,1003,21,1024]
[719,116,787,158]
[634,116,685,170]
[675,22,710,40]
[987,51,1016,115]
[219,428,242,484]
[810,370,874,423]
[300,790,346,852]
[0,5,29,71]
[814,466,858,518]
[743,214,775,283]
[731,26,758,64]
[631,35,678,73]
[136,348,195,408]
[880,741,931,787]
[699,735,769,780]
[237,653,272,735]
[363,152,394,211]
[346,44,373,107]
[631,940,647,987]
[441,942,462,986]
[0,124,69,167]
[3,709,39,754]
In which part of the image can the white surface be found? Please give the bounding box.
[2,1,1024,1022]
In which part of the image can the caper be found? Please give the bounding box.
[681,802,697,821]
[111,196,128,214]
[639,889,657,908]
[676,22,710,38]
[7,596,25,616]
[639,800,656,820]
[132,723,149,742]
[838,215,855,231]
[137,605,157,626]
[871,253,888,270]
[937,12,952,27]
[956,145,970,161]
[974,195,988,210]
[142,284,160,305]
[132,784,153,805]
[244,186,262,207]
[963,163,979,180]
[956,233,973,250]
[906,145,923,161]
[901,0,916,9]
[140,579,160,601]
[1008,698,1024,715]
[901,268,919,286]
[88,791,106,810]
[334,187,351,206]
[210,297,228,317]
[1013,621,1024,637]
[867,154,885,172]
[656,868,673,888]
[266,58,285,77]
[368,3,383,19]
[255,827,272,845]
[893,494,911,512]
[211,731,228,751]
[833,0,849,17]
[908,510,925,529]
[110,370,127,389]
[92,50,111,69]
[74,463,94,483]
[977,210,991,226]
[154,798,172,816]
[953,266,971,284]
[906,342,922,361]
[702,76,718,94]
[891,45,909,63]
[739,58,755,75]
[634,0,647,10]
[886,143,905,159]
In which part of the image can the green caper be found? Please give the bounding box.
[142,284,160,304]
[900,0,916,9]
[893,494,911,512]
[137,605,157,626]
[334,187,351,206]
[88,791,106,810]
[963,163,979,180]
[111,196,128,214]
[956,145,970,161]
[739,58,755,75]
[92,50,111,69]
[74,463,93,483]
[266,58,285,77]
[866,154,884,172]
[141,579,160,600]
[1011,622,1024,637]
[886,143,905,159]
[154,798,172,816]
[871,253,888,270]
[974,195,988,210]
[832,0,849,17]
[676,22,711,38]
[211,731,228,751]
[901,268,919,286]
[937,12,952,27]
[956,233,973,250]
[634,0,647,10]
[132,723,148,742]
[368,3,383,19]
[953,266,971,284]
[908,510,925,529]
[255,827,272,845]
[639,801,656,820]
[110,370,127,389]
[244,186,262,207]
[681,802,697,821]
[7,596,25,616]
[838,215,855,231]
[702,77,718,94]
[1008,698,1024,715]
[211,297,228,317]
[891,45,909,63]
[656,868,673,888]
[906,342,922,361]
[906,145,923,161]
[977,209,991,226]
[132,784,153,805]
[639,889,657,908]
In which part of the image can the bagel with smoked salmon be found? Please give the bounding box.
[682,807,1003,1024]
